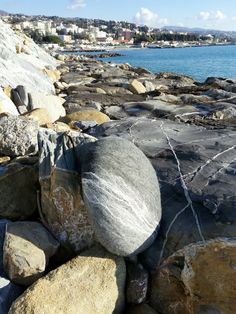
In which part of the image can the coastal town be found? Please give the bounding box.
[1,12,236,52]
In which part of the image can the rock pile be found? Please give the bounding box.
[1,18,236,314]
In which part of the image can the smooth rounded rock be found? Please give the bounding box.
[79,137,162,256]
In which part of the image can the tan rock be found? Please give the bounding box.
[95,87,107,94]
[150,238,236,314]
[23,108,52,126]
[0,156,10,164]
[44,69,61,82]
[63,110,110,125]
[129,80,147,94]
[9,246,126,314]
[3,86,12,99]
[45,121,71,132]
[3,222,59,286]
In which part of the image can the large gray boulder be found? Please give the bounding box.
[79,137,162,256]
[0,115,38,157]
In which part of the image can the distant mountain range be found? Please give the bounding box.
[0,10,8,16]
[163,26,236,39]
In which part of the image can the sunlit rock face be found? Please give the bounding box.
[0,19,57,94]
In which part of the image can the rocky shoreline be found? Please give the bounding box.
[1,20,236,314]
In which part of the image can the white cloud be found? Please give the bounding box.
[198,10,226,21]
[135,8,168,27]
[67,0,86,10]
[215,10,226,20]
[232,16,236,21]
[199,11,210,21]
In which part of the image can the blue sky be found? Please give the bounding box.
[1,0,236,30]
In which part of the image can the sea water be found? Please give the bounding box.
[101,45,236,82]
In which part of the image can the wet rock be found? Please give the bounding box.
[79,137,162,256]
[150,238,236,314]
[0,115,38,157]
[0,162,38,219]
[38,129,96,253]
[3,221,59,286]
[9,246,126,314]
[126,262,149,304]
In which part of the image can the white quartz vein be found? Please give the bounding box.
[160,122,205,243]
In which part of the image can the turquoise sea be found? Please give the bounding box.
[101,45,236,82]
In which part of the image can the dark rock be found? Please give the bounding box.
[0,162,38,219]
[79,137,162,256]
[125,304,158,314]
[126,262,149,304]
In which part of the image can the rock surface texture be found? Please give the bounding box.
[0,20,57,94]
[150,238,236,314]
[9,246,126,314]
[0,115,38,157]
[79,137,162,256]
[3,221,59,286]
[38,129,97,253]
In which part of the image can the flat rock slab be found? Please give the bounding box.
[150,238,236,314]
[0,115,38,157]
[9,246,126,314]
[90,117,236,266]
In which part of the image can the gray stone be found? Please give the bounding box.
[0,115,38,157]
[38,129,97,253]
[79,137,162,256]
[0,162,38,219]
[0,278,24,314]
[3,222,59,286]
